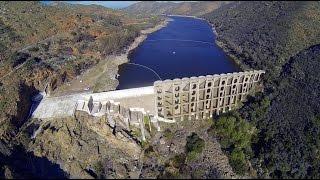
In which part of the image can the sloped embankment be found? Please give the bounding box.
[202,1,320,178]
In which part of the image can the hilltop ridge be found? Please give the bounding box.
[124,1,231,16]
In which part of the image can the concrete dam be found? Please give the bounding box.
[32,70,265,141]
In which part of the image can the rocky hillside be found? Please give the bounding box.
[10,111,237,178]
[0,2,163,177]
[25,112,143,178]
[124,1,231,16]
[202,1,320,178]
[203,1,320,82]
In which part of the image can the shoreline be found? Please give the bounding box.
[208,22,245,71]
[56,15,244,95]
[168,14,246,71]
[167,14,203,20]
[51,18,170,96]
[201,17,247,71]
[54,15,245,96]
[110,18,170,89]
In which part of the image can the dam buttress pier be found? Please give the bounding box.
[154,70,265,121]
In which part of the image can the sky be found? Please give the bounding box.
[42,1,191,9]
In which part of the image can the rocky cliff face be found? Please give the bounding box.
[143,119,238,179]
[6,108,237,179]
[22,112,143,178]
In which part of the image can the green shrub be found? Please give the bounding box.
[171,154,186,168]
[230,148,247,175]
[28,46,39,52]
[185,133,205,161]
[212,114,256,150]
[10,52,30,67]
[141,140,149,149]
[0,100,7,112]
[210,113,257,174]
[143,116,150,130]
[163,128,174,140]
[131,128,142,139]
[92,161,104,178]
[145,145,158,158]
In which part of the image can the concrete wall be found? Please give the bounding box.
[86,86,154,100]
[154,70,265,121]
[75,98,152,141]
[32,86,154,119]
[69,70,265,139]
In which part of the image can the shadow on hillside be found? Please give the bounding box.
[0,144,68,178]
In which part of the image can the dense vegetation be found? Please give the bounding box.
[203,1,320,178]
[203,1,320,84]
[248,45,320,178]
[124,1,231,17]
[185,132,205,161]
[208,113,257,175]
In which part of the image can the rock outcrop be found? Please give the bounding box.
[27,112,143,178]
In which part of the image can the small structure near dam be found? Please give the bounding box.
[32,70,265,141]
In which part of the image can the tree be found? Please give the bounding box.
[209,112,257,174]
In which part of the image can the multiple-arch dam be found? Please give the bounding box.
[32,16,265,140]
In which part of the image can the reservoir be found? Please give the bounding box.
[117,16,238,90]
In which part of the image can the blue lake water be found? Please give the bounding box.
[117,16,238,90]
